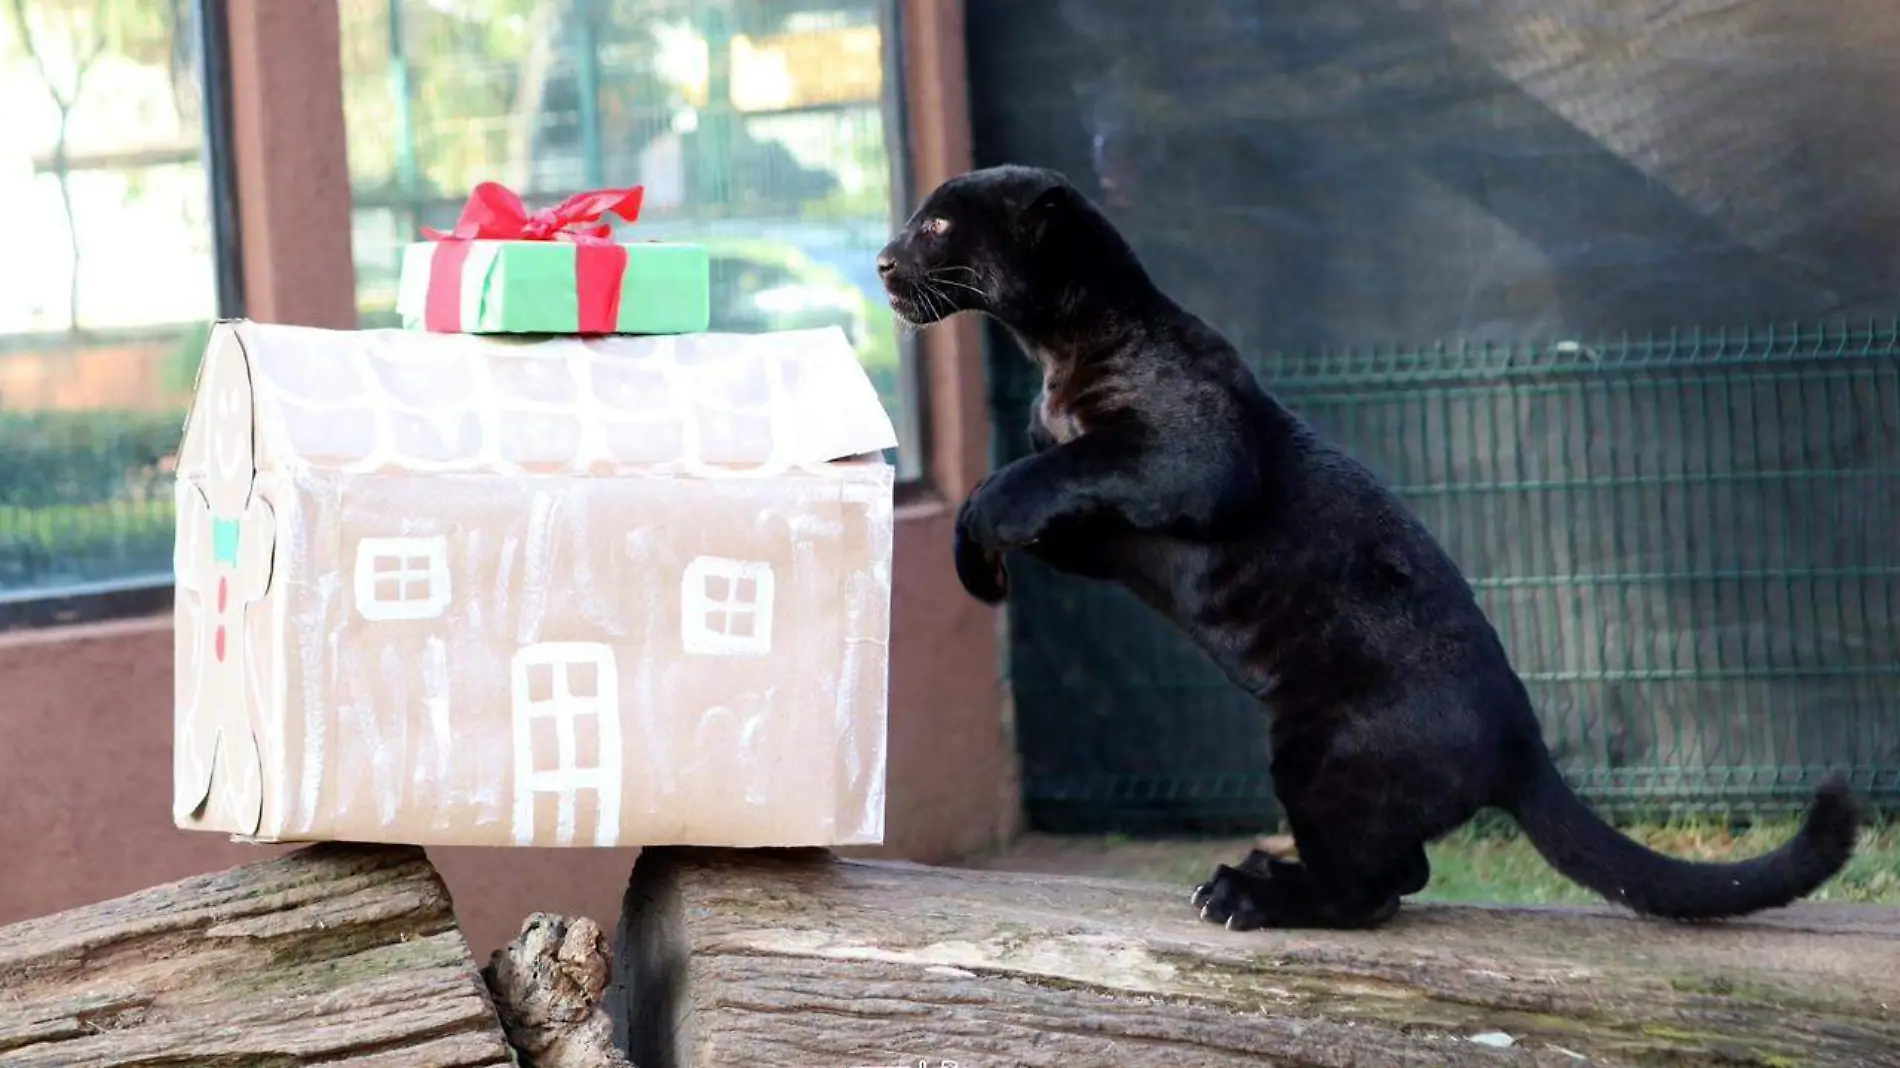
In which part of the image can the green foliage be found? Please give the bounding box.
[799,123,896,224]
[857,300,900,370]
[0,409,183,509]
[856,299,904,419]
[0,498,174,591]
[0,408,183,591]
[2,0,178,73]
[161,320,212,393]
[339,0,545,191]
[0,499,172,538]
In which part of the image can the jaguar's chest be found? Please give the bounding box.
[1031,345,1091,445]
[1037,385,1086,444]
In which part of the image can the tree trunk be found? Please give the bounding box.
[6,0,103,335]
[0,843,514,1067]
[616,847,1900,1068]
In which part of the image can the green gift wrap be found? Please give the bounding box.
[394,182,711,336]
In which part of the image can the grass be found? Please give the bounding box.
[0,498,176,591]
[1417,818,1900,906]
[0,498,174,539]
[968,818,1900,906]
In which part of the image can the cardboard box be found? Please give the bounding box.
[396,238,711,335]
[172,320,897,847]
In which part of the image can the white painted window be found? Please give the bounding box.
[510,641,622,847]
[353,536,452,622]
[679,555,775,657]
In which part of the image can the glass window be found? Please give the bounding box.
[0,1,231,606]
[339,0,922,479]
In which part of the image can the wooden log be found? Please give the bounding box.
[616,848,1900,1068]
[0,843,514,1067]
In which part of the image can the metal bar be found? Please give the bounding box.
[194,0,244,318]
[1380,469,1900,496]
[388,0,420,235]
[695,2,733,206]
[0,576,174,632]
[881,0,927,484]
[31,144,200,173]
[575,0,605,188]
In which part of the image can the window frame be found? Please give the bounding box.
[199,0,247,320]
[879,0,932,494]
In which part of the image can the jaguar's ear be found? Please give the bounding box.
[1016,181,1074,245]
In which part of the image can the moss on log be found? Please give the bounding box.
[616,847,1900,1068]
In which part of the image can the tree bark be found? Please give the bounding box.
[0,843,514,1067]
[616,847,1900,1068]
[484,912,633,1068]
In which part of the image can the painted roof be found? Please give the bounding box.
[180,321,899,478]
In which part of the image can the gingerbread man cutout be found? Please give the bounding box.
[174,331,276,836]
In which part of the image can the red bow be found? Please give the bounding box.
[419,182,648,334]
[422,181,646,245]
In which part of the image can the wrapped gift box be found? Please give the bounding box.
[395,182,711,336]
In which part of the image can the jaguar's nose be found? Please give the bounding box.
[876,253,897,277]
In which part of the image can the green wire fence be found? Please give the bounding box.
[999,322,1900,832]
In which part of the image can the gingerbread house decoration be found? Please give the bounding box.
[173,320,896,848]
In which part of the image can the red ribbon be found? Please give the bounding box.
[421,182,646,334]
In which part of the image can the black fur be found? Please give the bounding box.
[877,164,1862,930]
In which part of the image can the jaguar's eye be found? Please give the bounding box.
[922,217,951,237]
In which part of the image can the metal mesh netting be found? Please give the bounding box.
[969,0,1900,830]
[997,328,1900,831]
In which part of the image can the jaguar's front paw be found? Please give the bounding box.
[954,504,1009,604]
[1191,863,1280,932]
[959,483,1042,553]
